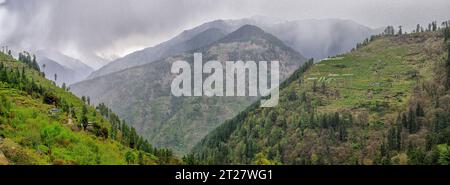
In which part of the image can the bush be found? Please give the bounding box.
[0,138,35,164]
[43,91,59,105]
[437,144,450,165]
[0,95,11,116]
[41,123,77,147]
[95,126,109,139]
[125,150,138,164]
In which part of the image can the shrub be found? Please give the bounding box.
[43,91,59,105]
[0,95,11,116]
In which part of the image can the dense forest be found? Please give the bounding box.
[96,103,175,164]
[191,22,450,165]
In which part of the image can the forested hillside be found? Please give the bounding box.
[0,52,179,165]
[191,25,450,165]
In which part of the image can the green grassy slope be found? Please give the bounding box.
[0,52,179,165]
[192,30,450,165]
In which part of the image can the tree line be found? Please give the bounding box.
[96,103,174,164]
[0,62,45,97]
[18,51,40,72]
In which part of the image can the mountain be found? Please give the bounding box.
[70,25,307,154]
[87,27,227,79]
[36,50,93,76]
[267,19,375,60]
[35,56,79,86]
[35,50,94,85]
[87,17,377,79]
[192,30,450,165]
[0,52,179,164]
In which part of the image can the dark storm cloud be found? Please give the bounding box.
[1,0,449,68]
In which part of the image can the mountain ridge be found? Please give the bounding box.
[35,50,94,85]
[70,24,307,154]
[86,17,377,80]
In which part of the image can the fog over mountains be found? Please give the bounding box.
[36,50,94,85]
[88,17,378,79]
[2,0,449,70]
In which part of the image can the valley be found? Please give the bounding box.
[70,24,307,154]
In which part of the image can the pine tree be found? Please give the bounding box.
[81,105,88,129]
[312,80,317,92]
[32,55,40,71]
[416,103,425,117]
[401,112,408,128]
[388,126,397,150]
[384,26,395,35]
[61,83,66,91]
[408,108,418,133]
[432,21,437,31]
[445,29,450,42]
[388,117,402,151]
[396,117,402,150]
[447,44,450,89]
[0,95,11,117]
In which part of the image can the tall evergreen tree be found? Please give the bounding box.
[416,103,425,117]
[447,44,450,89]
[81,105,88,129]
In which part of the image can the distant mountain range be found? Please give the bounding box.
[87,17,380,79]
[71,24,307,154]
[35,50,94,85]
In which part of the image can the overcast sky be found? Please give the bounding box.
[1,0,449,68]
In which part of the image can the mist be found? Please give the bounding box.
[1,0,449,68]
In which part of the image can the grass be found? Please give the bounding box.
[0,52,160,165]
[297,35,440,120]
[193,31,449,165]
